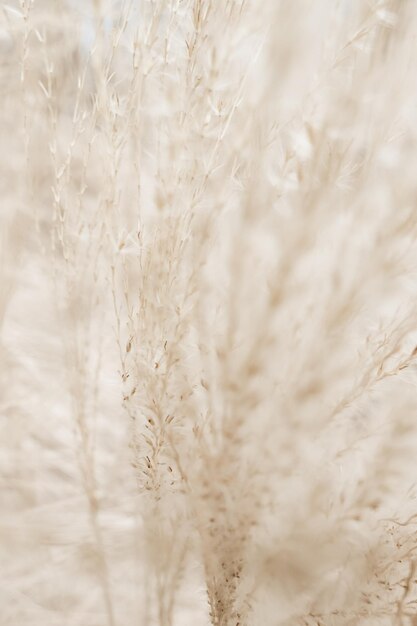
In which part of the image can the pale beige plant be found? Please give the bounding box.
[2,1,417,625]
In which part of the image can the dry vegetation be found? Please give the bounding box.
[2,0,417,624]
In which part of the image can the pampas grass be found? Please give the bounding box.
[2,0,417,624]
